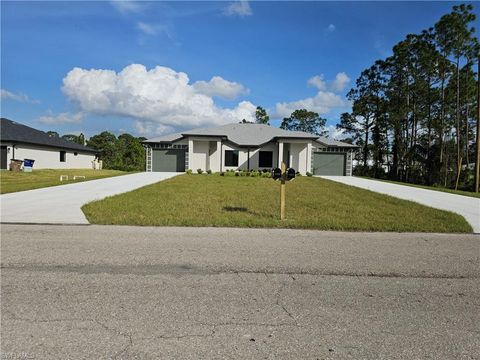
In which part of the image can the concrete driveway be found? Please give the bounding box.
[321,176,480,233]
[0,172,178,224]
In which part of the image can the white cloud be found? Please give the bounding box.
[307,75,327,91]
[110,0,144,14]
[330,72,350,92]
[1,89,39,104]
[224,1,252,17]
[193,76,249,100]
[136,22,169,36]
[133,121,176,136]
[275,72,351,118]
[326,125,345,140]
[38,111,84,125]
[61,64,256,134]
[326,24,336,32]
[275,91,348,119]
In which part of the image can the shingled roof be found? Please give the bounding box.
[0,118,97,153]
[144,122,357,148]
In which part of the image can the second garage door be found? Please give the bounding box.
[152,149,186,172]
[313,152,345,176]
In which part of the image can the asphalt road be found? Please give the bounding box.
[1,225,479,359]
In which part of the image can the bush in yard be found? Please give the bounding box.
[197,169,203,174]
[306,172,313,177]
[207,169,212,174]
[261,171,272,178]
[186,169,193,175]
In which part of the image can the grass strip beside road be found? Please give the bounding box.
[82,175,472,233]
[0,169,127,194]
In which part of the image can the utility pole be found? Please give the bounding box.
[475,57,480,193]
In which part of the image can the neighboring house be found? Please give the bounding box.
[0,118,97,170]
[143,123,357,175]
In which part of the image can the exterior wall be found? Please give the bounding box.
[190,140,209,171]
[248,143,278,171]
[186,139,312,174]
[346,151,353,176]
[222,143,248,171]
[2,143,14,168]
[289,142,308,174]
[209,140,221,172]
[187,137,223,172]
[2,143,96,169]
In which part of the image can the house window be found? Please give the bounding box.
[60,151,66,162]
[258,151,273,167]
[224,150,239,167]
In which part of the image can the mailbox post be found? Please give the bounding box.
[280,162,286,220]
[272,162,295,220]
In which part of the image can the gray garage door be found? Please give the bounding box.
[152,149,186,172]
[313,152,346,176]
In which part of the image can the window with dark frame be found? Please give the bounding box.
[60,151,66,162]
[258,151,273,167]
[224,150,239,167]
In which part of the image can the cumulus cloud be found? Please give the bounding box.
[275,72,351,118]
[133,121,176,136]
[38,111,84,125]
[330,72,350,92]
[193,76,249,100]
[110,0,144,14]
[1,89,39,104]
[275,92,348,119]
[326,24,336,32]
[224,1,252,17]
[61,64,256,135]
[307,75,327,91]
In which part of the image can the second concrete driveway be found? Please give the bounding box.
[321,176,480,233]
[0,172,178,224]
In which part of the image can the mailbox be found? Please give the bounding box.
[272,167,282,180]
[286,168,296,180]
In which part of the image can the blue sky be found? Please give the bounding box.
[1,1,476,138]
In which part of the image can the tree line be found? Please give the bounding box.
[337,4,479,191]
[48,130,146,171]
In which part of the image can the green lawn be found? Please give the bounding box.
[82,175,472,233]
[361,176,480,199]
[0,169,128,194]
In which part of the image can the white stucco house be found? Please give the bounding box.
[0,118,98,170]
[143,123,357,176]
